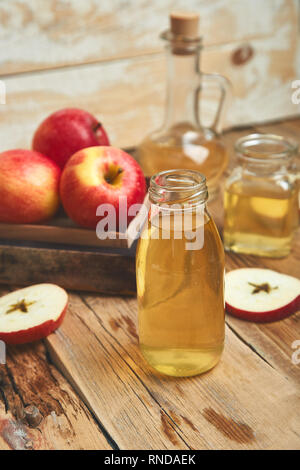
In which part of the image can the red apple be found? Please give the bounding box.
[0,149,61,224]
[60,146,146,229]
[32,108,110,169]
[0,284,68,344]
[225,268,300,322]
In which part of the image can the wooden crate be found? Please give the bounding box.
[0,192,149,295]
[0,241,137,295]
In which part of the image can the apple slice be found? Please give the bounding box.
[0,284,68,344]
[225,268,300,322]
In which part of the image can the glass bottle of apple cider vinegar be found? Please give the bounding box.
[224,134,299,258]
[137,12,230,200]
[136,170,225,377]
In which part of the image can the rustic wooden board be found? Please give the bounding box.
[0,222,129,250]
[0,307,112,450]
[0,243,136,295]
[0,1,299,148]
[0,117,299,450]
[44,292,300,450]
[42,119,298,450]
[0,0,295,74]
[0,53,298,151]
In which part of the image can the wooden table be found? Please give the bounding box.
[0,119,299,450]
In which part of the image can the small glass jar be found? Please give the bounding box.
[136,169,225,377]
[224,134,299,258]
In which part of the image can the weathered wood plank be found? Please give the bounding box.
[0,244,136,295]
[225,313,300,387]
[254,120,300,147]
[46,295,190,450]
[0,120,299,450]
[0,408,48,450]
[0,41,299,155]
[0,0,296,74]
[45,292,300,450]
[0,327,112,450]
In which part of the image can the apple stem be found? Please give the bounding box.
[93,122,102,133]
[105,168,124,184]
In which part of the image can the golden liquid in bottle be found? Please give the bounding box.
[224,181,299,258]
[136,210,225,377]
[138,125,228,199]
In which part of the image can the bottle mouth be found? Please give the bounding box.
[235,133,298,163]
[149,169,208,205]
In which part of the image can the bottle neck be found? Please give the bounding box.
[149,169,208,207]
[163,44,201,129]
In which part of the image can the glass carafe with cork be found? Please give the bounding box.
[137,11,230,199]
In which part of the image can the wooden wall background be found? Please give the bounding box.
[0,0,299,150]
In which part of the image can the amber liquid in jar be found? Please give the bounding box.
[224,181,298,258]
[224,134,299,258]
[136,170,225,377]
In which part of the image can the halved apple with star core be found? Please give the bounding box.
[225,268,300,322]
[60,146,146,229]
[0,284,68,344]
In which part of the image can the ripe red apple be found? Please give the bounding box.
[32,108,110,169]
[0,149,61,224]
[0,284,68,344]
[225,268,300,322]
[60,146,146,229]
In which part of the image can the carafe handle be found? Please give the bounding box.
[198,72,231,134]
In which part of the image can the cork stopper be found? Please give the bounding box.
[170,11,199,38]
